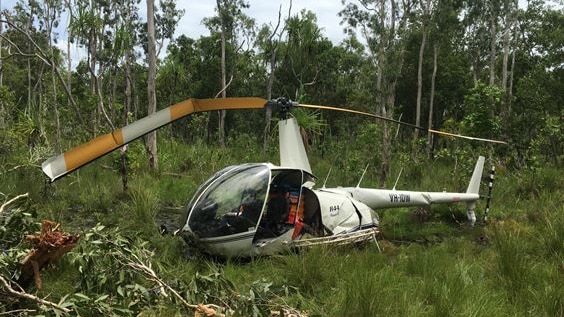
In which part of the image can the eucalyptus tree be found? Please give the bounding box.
[425,0,466,157]
[138,0,183,168]
[145,0,158,169]
[68,0,107,131]
[509,1,563,165]
[256,3,291,151]
[500,0,518,118]
[0,0,84,145]
[204,0,255,146]
[1,1,43,117]
[119,0,140,125]
[414,0,434,145]
[340,0,415,185]
[40,0,64,147]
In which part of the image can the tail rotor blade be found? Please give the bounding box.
[42,97,267,182]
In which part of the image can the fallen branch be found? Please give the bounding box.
[0,193,29,214]
[125,257,225,316]
[0,275,71,314]
[0,309,36,315]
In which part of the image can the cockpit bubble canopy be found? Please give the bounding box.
[186,164,270,238]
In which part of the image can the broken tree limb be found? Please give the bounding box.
[0,275,71,314]
[122,251,227,316]
[0,193,28,214]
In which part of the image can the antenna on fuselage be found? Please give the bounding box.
[392,167,404,190]
[356,164,370,188]
[322,166,333,189]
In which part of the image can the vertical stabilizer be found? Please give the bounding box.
[279,117,312,173]
[466,156,485,194]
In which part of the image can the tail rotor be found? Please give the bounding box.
[482,165,496,222]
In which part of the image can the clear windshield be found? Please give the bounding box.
[187,165,270,238]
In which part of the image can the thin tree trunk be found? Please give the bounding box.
[67,22,71,106]
[133,64,139,119]
[263,3,288,152]
[27,53,31,116]
[501,7,512,121]
[52,52,61,149]
[263,45,278,151]
[46,9,61,149]
[121,50,132,192]
[377,0,388,186]
[217,0,227,148]
[414,18,427,146]
[414,0,430,143]
[501,23,509,92]
[427,44,438,158]
[146,0,158,169]
[89,33,98,131]
[489,13,496,86]
[125,58,132,125]
[508,47,515,116]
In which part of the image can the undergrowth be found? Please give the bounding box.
[0,136,562,316]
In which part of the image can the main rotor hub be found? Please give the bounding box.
[271,97,296,120]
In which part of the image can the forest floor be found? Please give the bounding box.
[1,138,562,316]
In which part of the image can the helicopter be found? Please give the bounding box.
[41,97,503,257]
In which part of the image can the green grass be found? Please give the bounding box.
[1,136,563,316]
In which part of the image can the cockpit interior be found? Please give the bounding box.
[184,164,323,245]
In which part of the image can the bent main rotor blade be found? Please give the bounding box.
[299,103,426,131]
[428,129,507,144]
[298,103,507,145]
[42,97,267,182]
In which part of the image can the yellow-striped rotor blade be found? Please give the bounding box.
[299,103,425,130]
[428,129,507,144]
[298,103,507,144]
[42,97,267,182]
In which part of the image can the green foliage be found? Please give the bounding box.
[460,82,502,139]
[291,108,326,138]
[0,86,16,130]
[530,114,563,165]
[0,196,37,281]
[66,225,155,315]
[514,166,563,199]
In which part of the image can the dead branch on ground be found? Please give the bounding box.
[0,275,71,314]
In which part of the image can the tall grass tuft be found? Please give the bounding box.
[333,264,423,316]
[489,220,532,299]
[537,200,564,260]
[125,184,160,232]
[280,246,340,297]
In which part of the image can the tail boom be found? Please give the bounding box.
[340,188,479,210]
[339,156,486,225]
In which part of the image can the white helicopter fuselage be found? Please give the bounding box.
[180,164,381,257]
[179,118,485,257]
